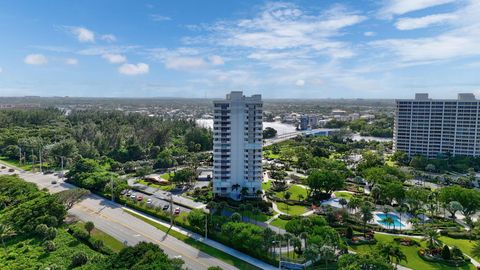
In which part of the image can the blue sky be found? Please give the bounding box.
[0,0,479,98]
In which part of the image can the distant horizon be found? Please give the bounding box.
[1,1,479,98]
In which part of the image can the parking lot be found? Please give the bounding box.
[121,189,191,215]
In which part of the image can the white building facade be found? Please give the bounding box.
[213,91,263,200]
[394,93,480,158]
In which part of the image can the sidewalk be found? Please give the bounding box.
[122,207,278,270]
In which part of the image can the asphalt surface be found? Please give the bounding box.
[0,166,238,270]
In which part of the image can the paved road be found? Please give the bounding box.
[0,166,238,270]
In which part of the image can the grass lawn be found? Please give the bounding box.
[0,157,33,171]
[270,218,289,229]
[224,206,275,222]
[126,210,261,270]
[262,180,272,191]
[333,191,353,200]
[264,150,281,159]
[439,236,479,261]
[275,202,308,216]
[136,179,175,191]
[0,228,104,269]
[351,233,475,270]
[160,172,173,181]
[72,221,125,252]
[275,185,308,201]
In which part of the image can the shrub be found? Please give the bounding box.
[45,227,57,240]
[346,227,353,239]
[7,252,18,260]
[441,245,451,260]
[71,252,88,267]
[35,224,49,238]
[451,246,463,259]
[278,214,294,220]
[72,227,89,241]
[43,240,57,252]
[92,239,104,251]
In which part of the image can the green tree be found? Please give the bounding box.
[187,209,206,231]
[84,221,95,236]
[263,127,277,139]
[360,202,374,237]
[306,169,344,198]
[55,188,90,210]
[0,223,15,248]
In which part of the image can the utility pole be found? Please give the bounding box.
[38,148,42,173]
[31,149,34,168]
[18,147,22,166]
[205,214,208,239]
[60,156,64,181]
[170,193,173,226]
[110,178,114,202]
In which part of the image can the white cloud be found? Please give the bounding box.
[0,67,3,73]
[165,57,206,70]
[296,79,305,86]
[364,31,376,37]
[150,14,171,21]
[24,54,48,65]
[372,0,480,64]
[102,53,127,64]
[213,3,365,51]
[65,58,78,65]
[100,34,117,42]
[395,13,457,30]
[69,26,95,42]
[208,55,224,65]
[379,0,456,17]
[118,63,149,75]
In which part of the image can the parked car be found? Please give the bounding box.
[51,180,57,184]
[120,190,127,195]
[130,194,136,199]
[8,168,14,172]
[1,166,6,169]
[43,170,54,175]
[147,198,152,204]
[174,207,181,215]
[137,195,143,201]
[162,204,170,211]
[126,190,132,196]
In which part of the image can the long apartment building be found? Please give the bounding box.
[394,93,480,158]
[212,91,263,200]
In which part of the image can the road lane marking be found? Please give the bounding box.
[74,204,216,269]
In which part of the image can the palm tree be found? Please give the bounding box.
[252,208,260,225]
[256,189,263,199]
[360,203,374,237]
[472,241,480,259]
[275,234,284,260]
[382,216,395,230]
[347,197,361,213]
[0,224,15,249]
[391,245,407,269]
[397,203,409,232]
[319,242,336,270]
[284,233,293,259]
[299,231,308,251]
[423,229,440,249]
[339,198,348,209]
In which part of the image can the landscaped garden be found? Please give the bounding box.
[350,233,475,270]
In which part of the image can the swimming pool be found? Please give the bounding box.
[375,213,405,228]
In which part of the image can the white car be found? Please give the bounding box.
[147,198,152,204]
[130,194,136,199]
